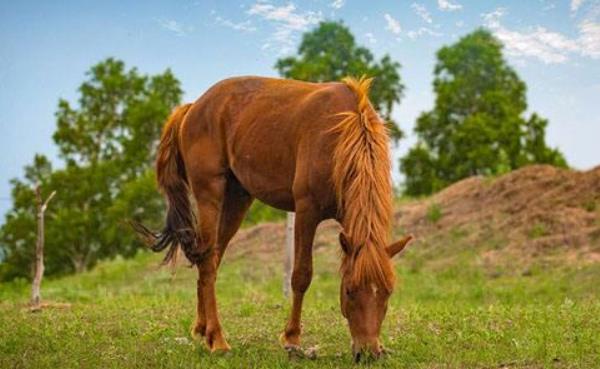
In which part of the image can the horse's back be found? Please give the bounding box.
[181,76,356,215]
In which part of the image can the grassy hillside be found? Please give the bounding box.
[1,165,600,368]
[1,235,600,368]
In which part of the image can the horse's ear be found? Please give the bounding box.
[386,235,414,258]
[339,232,351,255]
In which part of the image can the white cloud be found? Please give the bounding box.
[438,0,462,12]
[156,19,191,36]
[456,20,465,28]
[482,7,505,28]
[365,32,377,44]
[247,1,320,31]
[411,3,433,24]
[571,0,585,12]
[384,13,402,35]
[215,16,256,32]
[407,27,442,39]
[482,8,600,63]
[330,0,345,9]
[247,1,322,53]
[579,20,600,58]
[496,27,577,63]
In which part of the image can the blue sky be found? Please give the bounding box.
[1,0,599,218]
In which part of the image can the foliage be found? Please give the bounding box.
[401,29,567,196]
[275,21,405,141]
[0,58,182,280]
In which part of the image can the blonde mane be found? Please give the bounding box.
[330,76,395,291]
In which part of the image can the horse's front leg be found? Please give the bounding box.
[281,201,319,350]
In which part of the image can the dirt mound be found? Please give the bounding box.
[397,165,600,265]
[226,165,600,267]
[226,219,342,266]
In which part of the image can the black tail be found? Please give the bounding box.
[132,103,205,265]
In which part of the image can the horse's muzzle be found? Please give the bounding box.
[352,340,384,363]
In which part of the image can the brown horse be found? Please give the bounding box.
[134,75,412,361]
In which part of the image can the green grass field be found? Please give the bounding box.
[1,233,600,369]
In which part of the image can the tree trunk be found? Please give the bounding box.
[69,253,87,274]
[283,212,295,298]
[30,186,44,307]
[30,186,55,308]
[74,261,86,274]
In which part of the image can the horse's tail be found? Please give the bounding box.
[132,103,201,265]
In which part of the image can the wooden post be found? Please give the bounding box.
[283,212,295,298]
[31,185,56,309]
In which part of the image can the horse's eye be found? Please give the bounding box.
[345,288,351,296]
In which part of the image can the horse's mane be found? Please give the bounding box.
[330,76,395,291]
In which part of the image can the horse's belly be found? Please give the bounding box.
[230,153,296,212]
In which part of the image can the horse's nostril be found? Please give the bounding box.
[353,351,361,363]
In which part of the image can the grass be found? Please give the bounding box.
[1,237,600,368]
[426,203,443,224]
[583,200,597,213]
[529,222,549,239]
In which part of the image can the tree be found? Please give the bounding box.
[275,21,405,141]
[0,59,182,280]
[400,29,566,196]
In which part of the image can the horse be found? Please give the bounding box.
[133,75,413,362]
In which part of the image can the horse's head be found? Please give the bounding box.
[338,232,413,362]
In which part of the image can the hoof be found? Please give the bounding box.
[279,331,300,348]
[190,324,206,341]
[284,345,318,360]
[280,331,315,360]
[285,344,304,360]
[210,342,232,354]
[207,332,231,353]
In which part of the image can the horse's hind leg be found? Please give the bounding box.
[190,174,253,352]
[214,176,253,266]
[188,174,231,352]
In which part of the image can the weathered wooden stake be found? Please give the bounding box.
[30,185,56,308]
[283,212,295,297]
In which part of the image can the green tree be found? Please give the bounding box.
[275,21,405,141]
[401,29,566,196]
[0,59,181,280]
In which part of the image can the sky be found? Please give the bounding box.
[1,0,599,218]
